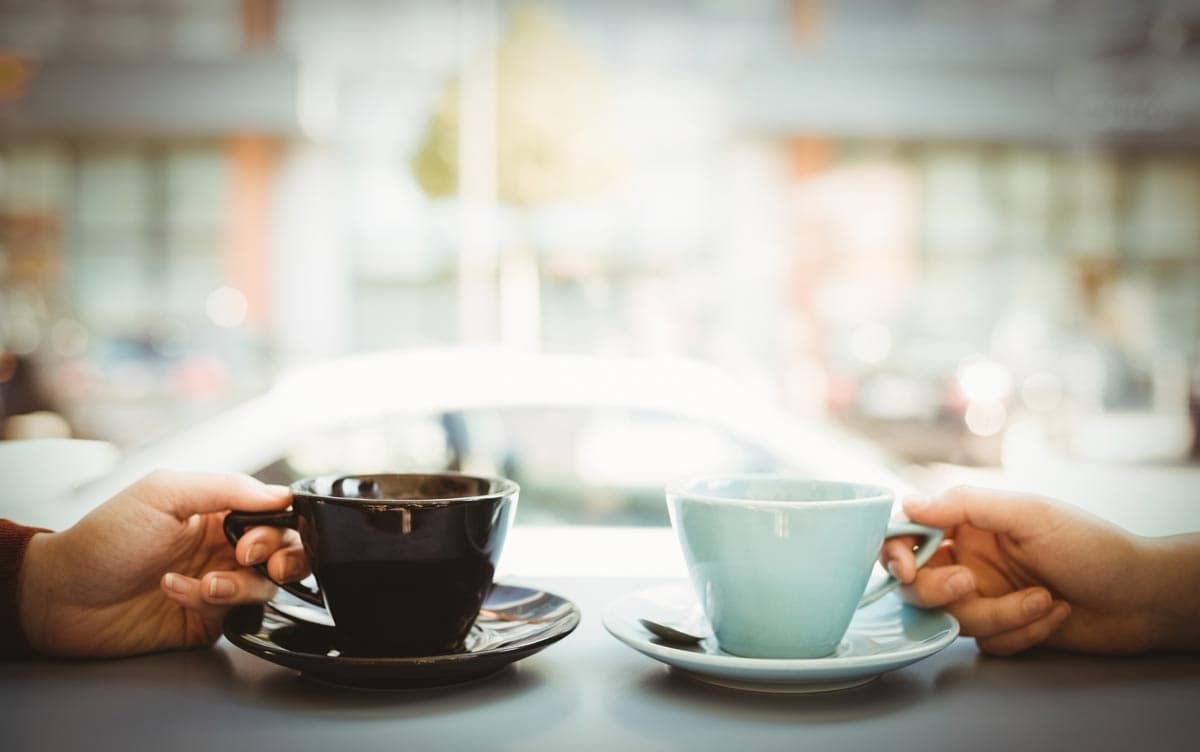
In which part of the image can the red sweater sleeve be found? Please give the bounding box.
[0,519,50,659]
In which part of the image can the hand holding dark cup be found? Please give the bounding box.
[18,471,309,658]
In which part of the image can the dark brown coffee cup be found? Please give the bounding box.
[224,472,518,657]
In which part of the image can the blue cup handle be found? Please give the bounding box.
[858,521,944,608]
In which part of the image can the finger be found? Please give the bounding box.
[886,538,958,587]
[897,564,976,608]
[132,470,290,519]
[196,569,278,605]
[975,601,1071,656]
[904,486,1053,538]
[161,573,228,623]
[880,535,957,582]
[946,587,1055,637]
[880,536,920,582]
[265,548,311,583]
[235,526,301,566]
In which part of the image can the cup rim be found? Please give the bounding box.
[665,474,892,508]
[292,472,520,505]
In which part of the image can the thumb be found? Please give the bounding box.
[131,470,291,519]
[904,485,1050,538]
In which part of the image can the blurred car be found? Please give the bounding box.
[52,347,911,530]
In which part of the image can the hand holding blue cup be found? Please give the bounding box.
[667,476,942,659]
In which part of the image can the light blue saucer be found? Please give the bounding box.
[603,582,959,693]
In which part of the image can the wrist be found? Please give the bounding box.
[17,530,61,655]
[1138,533,1200,652]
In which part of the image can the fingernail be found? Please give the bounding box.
[164,573,189,595]
[1023,590,1052,617]
[265,484,289,496]
[1051,602,1071,622]
[244,543,265,565]
[208,577,235,599]
[886,560,901,579]
[947,572,974,597]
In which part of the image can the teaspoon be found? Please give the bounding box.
[638,617,706,646]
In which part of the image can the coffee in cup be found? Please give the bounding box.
[225,472,518,656]
[666,475,941,659]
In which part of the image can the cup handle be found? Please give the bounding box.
[223,510,325,608]
[858,521,944,608]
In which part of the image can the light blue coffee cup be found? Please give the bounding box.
[666,475,943,659]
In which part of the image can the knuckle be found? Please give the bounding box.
[985,598,1025,631]
[126,469,181,510]
[241,525,272,543]
[945,601,982,631]
[903,581,941,608]
[977,638,1020,657]
[141,468,178,489]
[998,609,1029,633]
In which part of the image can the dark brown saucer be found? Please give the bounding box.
[223,584,579,690]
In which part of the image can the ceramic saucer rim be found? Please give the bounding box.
[602,582,958,671]
[226,583,581,666]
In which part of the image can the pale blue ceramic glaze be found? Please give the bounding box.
[666,476,942,659]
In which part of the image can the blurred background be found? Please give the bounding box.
[1,0,1198,530]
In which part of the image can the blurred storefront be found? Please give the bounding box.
[1,0,1197,476]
